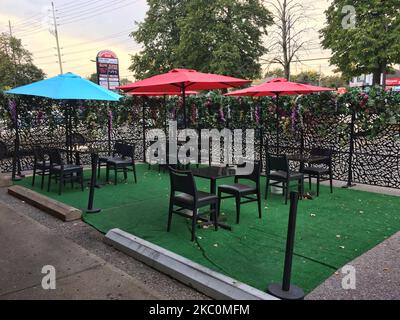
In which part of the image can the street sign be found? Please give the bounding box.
[96,50,120,90]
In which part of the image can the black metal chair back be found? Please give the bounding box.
[120,143,135,159]
[267,154,289,173]
[32,146,46,162]
[169,167,197,200]
[70,133,86,146]
[235,161,261,184]
[310,148,333,165]
[48,148,63,166]
[113,141,125,156]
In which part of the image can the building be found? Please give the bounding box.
[349,70,400,89]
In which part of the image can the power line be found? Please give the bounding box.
[59,0,140,26]
[30,26,133,54]
[59,0,129,18]
[57,0,104,11]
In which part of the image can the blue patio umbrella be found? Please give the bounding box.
[5,72,122,179]
[6,72,122,101]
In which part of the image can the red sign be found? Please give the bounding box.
[97,50,118,59]
[386,78,400,86]
[96,50,120,90]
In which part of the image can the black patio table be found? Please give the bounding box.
[287,153,329,197]
[57,147,105,188]
[191,166,237,231]
[286,154,329,172]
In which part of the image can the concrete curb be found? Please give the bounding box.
[104,228,278,300]
[0,174,12,188]
[8,185,82,222]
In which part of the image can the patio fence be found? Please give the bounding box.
[1,93,399,189]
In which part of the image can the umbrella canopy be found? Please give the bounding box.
[126,90,199,96]
[6,72,122,101]
[225,78,334,154]
[118,68,250,128]
[225,78,333,97]
[117,68,251,93]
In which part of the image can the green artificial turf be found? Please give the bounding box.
[16,164,400,293]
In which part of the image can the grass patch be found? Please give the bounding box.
[16,164,400,293]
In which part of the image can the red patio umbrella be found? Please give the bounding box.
[117,68,251,127]
[226,78,334,153]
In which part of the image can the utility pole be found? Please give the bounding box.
[8,20,17,87]
[51,2,63,74]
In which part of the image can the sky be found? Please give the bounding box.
[0,0,334,81]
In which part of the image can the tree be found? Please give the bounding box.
[263,0,313,80]
[320,1,400,85]
[320,74,347,88]
[87,73,98,84]
[119,78,130,86]
[130,0,273,79]
[264,68,285,79]
[0,33,45,89]
[291,70,320,85]
[129,0,188,79]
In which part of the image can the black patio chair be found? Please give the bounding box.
[105,143,137,185]
[97,140,124,178]
[167,167,219,242]
[218,161,262,224]
[302,148,333,196]
[264,154,304,204]
[47,148,84,195]
[32,146,51,189]
[70,133,86,151]
[0,141,7,160]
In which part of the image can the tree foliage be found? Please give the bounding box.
[0,33,45,90]
[320,0,400,84]
[130,0,273,79]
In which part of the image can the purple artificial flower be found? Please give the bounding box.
[171,107,177,120]
[8,100,17,122]
[291,108,297,132]
[219,106,226,123]
[191,103,198,124]
[37,111,44,126]
[255,104,260,125]
[78,101,85,113]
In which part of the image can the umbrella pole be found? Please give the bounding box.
[142,98,146,163]
[343,109,356,188]
[259,100,264,171]
[64,102,70,164]
[182,85,187,129]
[69,103,74,164]
[11,99,21,181]
[276,94,280,154]
[164,94,167,134]
[107,103,112,156]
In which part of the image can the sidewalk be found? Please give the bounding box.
[307,180,400,300]
[0,201,160,300]
[307,231,400,300]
